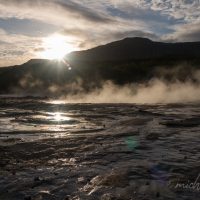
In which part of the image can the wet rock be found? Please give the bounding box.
[78,177,85,183]
[145,181,150,185]
[119,118,151,126]
[145,133,159,140]
[116,185,137,200]
[101,192,129,200]
[90,170,129,187]
[24,196,31,200]
[34,176,42,181]
[101,193,117,200]
[12,170,16,175]
[33,192,56,200]
[156,192,160,198]
[160,118,200,127]
[54,172,58,176]
[184,156,187,160]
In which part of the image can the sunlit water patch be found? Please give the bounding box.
[0,99,109,142]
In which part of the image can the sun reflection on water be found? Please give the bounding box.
[49,100,67,105]
[54,112,62,121]
[53,112,71,122]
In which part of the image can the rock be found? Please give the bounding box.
[24,196,31,200]
[12,170,16,175]
[34,176,42,181]
[156,192,160,198]
[101,193,116,200]
[90,170,129,187]
[160,118,200,128]
[146,133,159,140]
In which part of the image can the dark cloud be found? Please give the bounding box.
[112,30,159,41]
[165,22,200,42]
[56,1,113,23]
[177,27,200,42]
[0,0,113,24]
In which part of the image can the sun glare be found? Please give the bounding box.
[54,112,62,121]
[39,34,76,60]
[53,112,71,122]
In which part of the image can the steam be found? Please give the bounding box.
[61,79,200,104]
[11,68,200,104]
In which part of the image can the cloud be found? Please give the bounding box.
[0,28,41,67]
[1,0,200,37]
[164,22,200,42]
[0,0,114,26]
[112,30,159,41]
[115,0,200,22]
[56,1,113,23]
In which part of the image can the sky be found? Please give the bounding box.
[1,0,200,67]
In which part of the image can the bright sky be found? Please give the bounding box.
[0,0,200,66]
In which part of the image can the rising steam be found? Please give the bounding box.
[11,67,200,104]
[61,79,200,104]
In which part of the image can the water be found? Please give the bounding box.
[0,98,200,199]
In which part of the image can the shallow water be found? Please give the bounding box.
[0,98,200,199]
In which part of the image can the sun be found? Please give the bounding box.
[38,34,76,60]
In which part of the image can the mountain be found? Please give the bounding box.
[67,37,200,62]
[0,37,200,96]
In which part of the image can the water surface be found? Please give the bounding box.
[0,98,200,200]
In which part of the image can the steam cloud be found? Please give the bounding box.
[61,79,200,104]
[12,68,200,104]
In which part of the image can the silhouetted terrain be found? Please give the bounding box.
[68,37,200,61]
[1,37,200,95]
